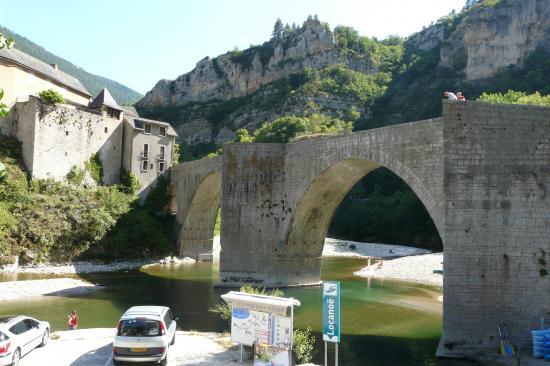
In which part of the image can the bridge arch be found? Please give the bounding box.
[179,170,221,257]
[281,151,443,262]
[171,156,222,258]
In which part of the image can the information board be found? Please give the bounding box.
[231,308,270,346]
[270,315,292,348]
[322,281,340,343]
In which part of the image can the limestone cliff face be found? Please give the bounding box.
[440,0,550,80]
[138,19,369,108]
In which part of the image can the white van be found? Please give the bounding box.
[113,306,177,365]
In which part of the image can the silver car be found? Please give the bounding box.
[0,315,50,366]
[113,306,177,365]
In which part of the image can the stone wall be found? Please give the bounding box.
[441,100,550,354]
[15,97,122,184]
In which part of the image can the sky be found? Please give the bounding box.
[1,0,465,94]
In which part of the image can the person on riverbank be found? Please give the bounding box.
[68,310,78,330]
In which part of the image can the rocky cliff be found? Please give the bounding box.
[138,19,370,108]
[439,0,550,80]
[137,0,550,149]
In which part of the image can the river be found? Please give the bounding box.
[0,257,474,366]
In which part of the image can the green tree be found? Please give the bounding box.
[0,89,8,118]
[0,32,14,49]
[254,116,308,143]
[235,128,254,142]
[271,18,284,40]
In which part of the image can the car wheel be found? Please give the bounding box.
[11,348,20,366]
[159,352,168,366]
[112,358,123,365]
[40,328,50,346]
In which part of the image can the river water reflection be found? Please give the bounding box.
[0,257,474,365]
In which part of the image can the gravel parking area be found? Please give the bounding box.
[19,329,245,366]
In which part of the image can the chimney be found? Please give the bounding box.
[50,63,58,70]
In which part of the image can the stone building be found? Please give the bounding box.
[121,107,177,196]
[0,48,177,195]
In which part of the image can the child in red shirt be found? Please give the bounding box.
[68,310,78,330]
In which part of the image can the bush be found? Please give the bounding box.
[66,166,85,186]
[293,327,315,363]
[38,89,65,104]
[143,176,170,213]
[235,128,254,143]
[253,114,353,143]
[119,169,141,195]
[85,153,103,184]
[477,90,550,106]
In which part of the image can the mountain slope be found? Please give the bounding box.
[0,25,143,104]
[137,0,550,144]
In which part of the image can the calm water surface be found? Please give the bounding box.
[0,258,473,366]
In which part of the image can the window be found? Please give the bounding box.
[143,144,149,158]
[118,319,161,337]
[65,131,69,136]
[159,126,166,137]
[107,108,120,119]
[142,160,148,172]
[104,127,108,133]
[9,320,29,335]
[159,146,165,160]
[150,163,154,170]
[144,124,151,134]
[158,161,165,172]
[134,120,144,129]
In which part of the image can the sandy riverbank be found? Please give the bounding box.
[0,278,102,301]
[19,328,317,366]
[354,252,444,287]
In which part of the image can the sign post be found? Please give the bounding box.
[322,281,340,366]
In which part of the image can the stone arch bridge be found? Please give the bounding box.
[171,101,550,355]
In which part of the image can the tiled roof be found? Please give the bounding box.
[121,106,139,117]
[124,115,178,137]
[0,47,91,97]
[89,87,122,110]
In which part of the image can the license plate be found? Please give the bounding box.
[131,347,148,353]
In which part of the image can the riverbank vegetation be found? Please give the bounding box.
[0,135,175,265]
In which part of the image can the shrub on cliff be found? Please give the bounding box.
[253,114,352,143]
[477,90,550,106]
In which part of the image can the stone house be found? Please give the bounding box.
[121,107,177,197]
[0,47,177,195]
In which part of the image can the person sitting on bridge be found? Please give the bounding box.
[444,91,458,100]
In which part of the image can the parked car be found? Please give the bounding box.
[0,315,50,366]
[113,306,177,365]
